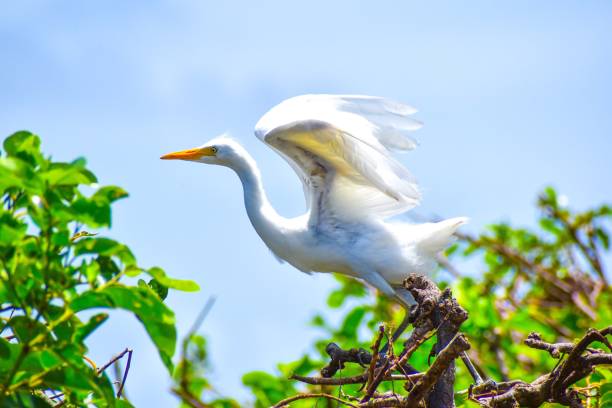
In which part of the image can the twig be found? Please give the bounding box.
[473,326,612,407]
[272,392,358,408]
[361,354,392,402]
[524,333,580,358]
[171,387,210,408]
[290,372,423,386]
[186,296,217,337]
[96,348,131,375]
[365,326,385,391]
[116,349,132,398]
[48,392,64,400]
[95,347,133,398]
[545,203,608,286]
[436,254,462,278]
[405,333,471,406]
[174,297,218,407]
[321,343,372,378]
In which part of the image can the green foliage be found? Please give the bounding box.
[173,332,240,408]
[0,131,199,406]
[237,187,611,407]
[2,130,607,407]
[450,188,610,392]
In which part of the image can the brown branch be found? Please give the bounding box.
[171,387,211,408]
[405,333,471,406]
[402,274,472,407]
[551,328,611,401]
[320,342,373,378]
[365,325,386,392]
[361,355,392,402]
[359,395,406,407]
[544,203,608,286]
[290,372,423,386]
[524,333,577,358]
[360,274,449,403]
[272,392,358,408]
[312,273,473,407]
[473,326,612,407]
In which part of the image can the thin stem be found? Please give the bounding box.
[116,349,132,398]
[272,393,358,408]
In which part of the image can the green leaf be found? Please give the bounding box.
[327,290,345,308]
[45,305,81,343]
[45,363,117,406]
[8,316,49,343]
[147,267,200,292]
[601,382,612,407]
[0,339,21,378]
[242,371,293,406]
[70,285,177,372]
[96,255,121,281]
[3,131,42,166]
[74,313,109,343]
[595,227,610,249]
[124,265,142,277]
[92,185,129,203]
[115,401,136,408]
[0,157,42,192]
[339,306,368,341]
[277,356,316,378]
[74,237,136,267]
[539,218,563,238]
[71,196,113,228]
[42,163,97,186]
[0,212,27,244]
[148,278,169,301]
[69,187,126,228]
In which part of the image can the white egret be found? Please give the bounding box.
[161,94,467,350]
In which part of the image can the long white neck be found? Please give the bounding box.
[227,148,287,249]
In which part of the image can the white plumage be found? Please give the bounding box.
[161,94,467,308]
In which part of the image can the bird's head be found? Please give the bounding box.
[160,136,244,167]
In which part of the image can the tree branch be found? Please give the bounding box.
[290,372,422,386]
[472,326,612,407]
[405,333,471,407]
[272,392,358,408]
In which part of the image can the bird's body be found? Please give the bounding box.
[162,94,466,307]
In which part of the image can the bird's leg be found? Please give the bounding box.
[460,351,484,384]
[353,268,485,383]
[380,298,485,385]
[378,308,411,355]
[350,267,413,359]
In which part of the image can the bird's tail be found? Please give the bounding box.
[416,217,468,255]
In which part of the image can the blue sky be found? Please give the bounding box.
[1,1,611,406]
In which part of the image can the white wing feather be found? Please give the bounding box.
[255,94,423,220]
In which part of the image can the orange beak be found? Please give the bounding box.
[160,146,216,161]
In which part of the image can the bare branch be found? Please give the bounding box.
[116,349,132,398]
[290,372,422,386]
[405,333,471,406]
[272,392,359,408]
[320,343,373,378]
[473,326,612,407]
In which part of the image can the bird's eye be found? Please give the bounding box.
[211,146,218,154]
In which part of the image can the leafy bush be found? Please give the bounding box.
[0,131,198,407]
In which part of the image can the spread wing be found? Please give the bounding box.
[255,94,423,221]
